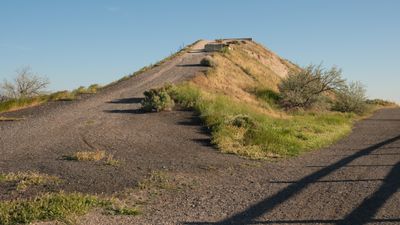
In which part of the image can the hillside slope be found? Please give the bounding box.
[193,40,298,111]
[168,40,356,159]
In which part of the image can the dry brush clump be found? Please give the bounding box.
[200,56,217,67]
[141,86,175,112]
[64,150,120,166]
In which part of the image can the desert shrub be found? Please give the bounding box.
[279,64,345,110]
[87,84,101,93]
[220,46,230,54]
[200,56,216,67]
[141,86,175,112]
[333,81,367,114]
[1,66,49,99]
[49,91,75,101]
[226,114,256,128]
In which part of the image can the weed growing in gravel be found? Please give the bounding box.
[0,171,60,191]
[0,192,139,225]
[138,171,173,190]
[105,154,120,166]
[66,150,106,161]
[64,150,120,166]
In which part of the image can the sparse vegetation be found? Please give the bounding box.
[105,154,120,166]
[0,171,60,191]
[141,86,175,112]
[65,150,106,161]
[200,56,216,67]
[333,81,368,114]
[138,171,173,190]
[279,64,346,110]
[1,66,49,99]
[64,150,120,166]
[0,192,139,225]
[0,82,100,113]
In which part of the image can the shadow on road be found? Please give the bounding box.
[103,109,145,114]
[107,97,143,104]
[184,134,400,225]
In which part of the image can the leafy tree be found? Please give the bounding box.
[279,64,346,109]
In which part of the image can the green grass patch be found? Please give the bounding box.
[254,88,281,108]
[0,97,48,113]
[0,192,139,225]
[169,83,356,159]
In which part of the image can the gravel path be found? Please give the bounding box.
[1,41,400,225]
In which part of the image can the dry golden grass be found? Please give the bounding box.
[64,150,121,166]
[192,41,296,118]
[68,150,106,161]
[105,154,120,166]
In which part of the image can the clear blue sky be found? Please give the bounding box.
[1,0,399,102]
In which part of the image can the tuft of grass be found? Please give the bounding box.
[105,154,120,167]
[64,150,121,167]
[0,192,139,225]
[138,171,173,190]
[66,150,106,161]
[0,171,60,191]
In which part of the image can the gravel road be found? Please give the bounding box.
[1,41,399,225]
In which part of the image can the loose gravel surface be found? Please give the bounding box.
[1,42,400,225]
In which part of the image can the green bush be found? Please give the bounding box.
[141,86,175,112]
[279,64,345,110]
[200,56,216,67]
[333,81,368,115]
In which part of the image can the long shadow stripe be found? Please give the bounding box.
[336,161,400,225]
[209,134,400,224]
